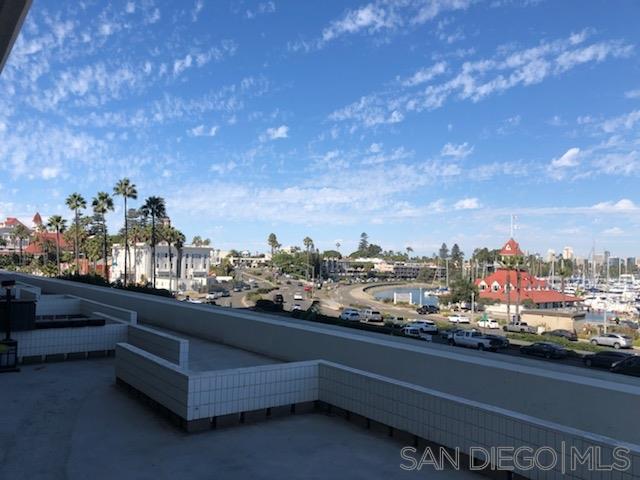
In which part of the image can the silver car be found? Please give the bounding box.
[590,333,634,349]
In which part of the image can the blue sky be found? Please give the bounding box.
[1,0,639,258]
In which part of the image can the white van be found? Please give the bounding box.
[361,309,383,322]
[340,310,361,322]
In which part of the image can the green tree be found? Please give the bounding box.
[140,196,166,288]
[46,215,67,275]
[438,243,449,260]
[358,232,369,251]
[192,235,203,246]
[447,277,479,305]
[92,192,115,279]
[113,178,138,286]
[12,223,30,267]
[267,233,281,256]
[322,250,341,259]
[160,225,185,292]
[65,193,86,273]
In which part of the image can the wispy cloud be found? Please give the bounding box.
[329,31,633,130]
[260,125,289,142]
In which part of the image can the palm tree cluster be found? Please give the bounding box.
[9,178,188,288]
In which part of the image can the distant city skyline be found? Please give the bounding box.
[1,1,639,256]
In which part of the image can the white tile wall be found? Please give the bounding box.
[15,323,128,360]
[113,347,639,480]
[187,361,319,421]
[127,325,188,368]
[317,361,640,480]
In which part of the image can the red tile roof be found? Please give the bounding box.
[499,238,523,256]
[476,269,580,304]
[478,289,580,305]
[24,232,69,255]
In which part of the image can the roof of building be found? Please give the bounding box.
[24,232,69,254]
[478,289,581,304]
[476,268,547,289]
[499,238,524,256]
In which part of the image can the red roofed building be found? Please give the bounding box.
[25,232,70,255]
[475,238,580,309]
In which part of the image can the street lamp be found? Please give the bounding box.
[0,279,19,373]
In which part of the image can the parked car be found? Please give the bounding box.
[520,342,569,359]
[361,309,383,322]
[504,322,538,334]
[477,318,500,329]
[407,320,438,334]
[442,328,466,344]
[583,351,634,368]
[590,333,634,349]
[545,329,578,342]
[610,356,640,377]
[273,294,284,304]
[448,315,470,324]
[292,303,302,311]
[293,292,303,301]
[416,305,439,315]
[402,326,431,341]
[452,330,502,351]
[483,334,510,349]
[339,309,361,322]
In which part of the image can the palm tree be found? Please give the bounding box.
[12,224,30,266]
[140,196,166,288]
[47,215,67,275]
[267,233,280,256]
[128,223,147,284]
[65,193,86,273]
[92,192,114,280]
[113,178,138,286]
[406,246,414,259]
[303,236,313,280]
[162,226,185,292]
[335,241,341,252]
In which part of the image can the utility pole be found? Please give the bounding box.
[445,258,449,289]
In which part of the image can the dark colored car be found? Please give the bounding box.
[545,329,578,341]
[273,294,284,304]
[610,356,640,377]
[620,320,639,330]
[583,351,634,368]
[416,305,440,315]
[520,342,569,359]
[483,334,510,349]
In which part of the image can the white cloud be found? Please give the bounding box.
[601,110,640,133]
[551,147,580,168]
[602,226,624,236]
[192,0,204,22]
[260,125,289,142]
[330,33,633,129]
[188,125,218,137]
[441,142,473,159]
[454,197,480,210]
[125,2,135,14]
[210,160,237,175]
[402,61,448,86]
[41,166,61,179]
[246,1,276,19]
[592,199,637,212]
[625,89,640,99]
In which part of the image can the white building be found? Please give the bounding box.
[562,246,574,260]
[111,243,213,292]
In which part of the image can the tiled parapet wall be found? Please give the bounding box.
[15,323,128,361]
[115,343,189,418]
[187,361,319,421]
[318,361,640,480]
[127,325,188,368]
[114,345,640,480]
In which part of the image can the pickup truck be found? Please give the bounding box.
[452,330,502,351]
[503,322,539,334]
